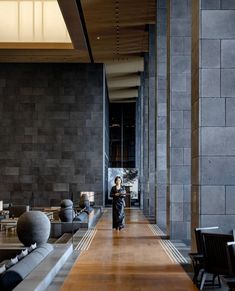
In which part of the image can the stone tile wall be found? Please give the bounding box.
[192,0,235,235]
[0,63,105,207]
[156,0,167,230]
[168,0,191,239]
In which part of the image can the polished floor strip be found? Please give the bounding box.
[74,228,97,251]
[148,224,188,264]
[61,208,197,291]
[148,224,166,236]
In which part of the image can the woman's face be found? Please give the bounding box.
[115,178,121,185]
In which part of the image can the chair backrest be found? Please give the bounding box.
[195,226,219,254]
[226,242,235,276]
[202,232,234,275]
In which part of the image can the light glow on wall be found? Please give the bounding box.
[0,0,71,43]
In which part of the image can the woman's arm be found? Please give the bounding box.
[110,186,118,198]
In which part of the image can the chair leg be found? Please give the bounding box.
[200,272,207,290]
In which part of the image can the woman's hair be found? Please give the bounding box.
[115,176,122,183]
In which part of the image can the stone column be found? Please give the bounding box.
[136,83,143,207]
[167,0,191,239]
[192,0,235,241]
[143,54,150,215]
[148,25,157,221]
[156,0,167,230]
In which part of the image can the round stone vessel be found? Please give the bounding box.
[16,211,51,246]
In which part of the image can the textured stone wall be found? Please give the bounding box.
[0,63,105,206]
[143,54,150,215]
[156,0,167,230]
[148,25,157,220]
[192,0,235,234]
[168,0,191,239]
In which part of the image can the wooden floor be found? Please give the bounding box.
[61,208,198,291]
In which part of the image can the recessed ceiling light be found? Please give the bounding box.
[97,36,101,40]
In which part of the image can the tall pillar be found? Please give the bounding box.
[148,25,157,220]
[192,0,235,243]
[143,54,149,215]
[156,0,167,229]
[136,80,144,208]
[167,0,191,239]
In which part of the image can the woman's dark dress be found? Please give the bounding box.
[110,185,126,229]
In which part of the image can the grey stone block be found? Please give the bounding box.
[171,111,184,129]
[201,40,220,68]
[183,203,191,222]
[157,116,167,130]
[201,186,225,214]
[158,103,167,117]
[157,170,167,184]
[158,62,167,76]
[171,185,184,202]
[201,214,235,234]
[221,69,235,97]
[222,40,235,68]
[157,184,167,197]
[171,0,189,18]
[157,8,167,23]
[171,19,191,37]
[201,157,235,185]
[202,10,235,38]
[171,56,191,74]
[157,198,166,212]
[171,92,191,110]
[201,127,235,156]
[201,69,220,97]
[171,166,191,184]
[157,77,167,90]
[171,221,188,239]
[226,98,235,126]
[201,98,225,126]
[158,20,167,36]
[171,202,183,221]
[157,130,167,144]
[184,185,191,202]
[157,49,166,63]
[171,129,191,147]
[221,0,235,9]
[158,0,167,8]
[157,36,167,49]
[183,111,191,129]
[226,186,235,214]
[183,148,191,166]
[171,37,191,55]
[171,148,184,165]
[4,167,19,175]
[157,156,167,170]
[171,73,187,92]
[157,144,166,157]
[201,0,221,9]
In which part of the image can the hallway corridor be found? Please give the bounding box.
[61,209,197,291]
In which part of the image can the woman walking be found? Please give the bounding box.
[110,176,126,230]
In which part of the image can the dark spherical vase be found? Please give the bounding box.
[59,199,75,222]
[60,199,73,208]
[59,207,75,222]
[16,211,51,247]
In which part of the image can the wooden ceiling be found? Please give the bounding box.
[81,0,156,102]
[0,0,156,102]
